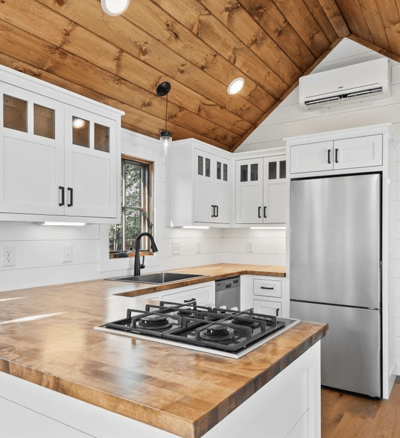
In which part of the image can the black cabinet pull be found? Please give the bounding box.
[258,206,261,218]
[261,286,274,290]
[327,149,331,164]
[211,205,215,217]
[335,148,339,163]
[59,186,65,206]
[264,206,267,218]
[215,205,219,218]
[67,188,73,207]
[276,308,280,316]
[184,298,196,303]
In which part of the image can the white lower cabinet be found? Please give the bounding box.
[160,282,215,307]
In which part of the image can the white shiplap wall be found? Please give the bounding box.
[236,37,400,372]
[0,129,222,292]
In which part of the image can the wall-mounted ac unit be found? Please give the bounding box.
[299,58,391,110]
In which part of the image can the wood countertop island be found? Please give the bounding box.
[0,264,327,438]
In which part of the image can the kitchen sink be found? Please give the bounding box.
[106,272,203,284]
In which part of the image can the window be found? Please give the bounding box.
[109,156,154,257]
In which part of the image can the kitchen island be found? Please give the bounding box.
[0,265,327,438]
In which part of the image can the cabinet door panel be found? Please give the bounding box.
[263,156,287,224]
[254,299,282,317]
[0,84,64,215]
[333,135,383,169]
[213,156,230,224]
[65,106,117,218]
[194,149,214,223]
[235,158,263,224]
[290,141,333,173]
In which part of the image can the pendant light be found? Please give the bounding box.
[101,0,130,16]
[156,82,172,157]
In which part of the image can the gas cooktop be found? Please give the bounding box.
[95,300,300,359]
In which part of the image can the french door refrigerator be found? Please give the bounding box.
[290,173,381,397]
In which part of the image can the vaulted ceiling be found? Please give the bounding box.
[0,0,400,152]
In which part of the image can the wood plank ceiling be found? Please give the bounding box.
[0,0,399,152]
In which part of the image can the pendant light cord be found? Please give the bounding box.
[165,94,169,131]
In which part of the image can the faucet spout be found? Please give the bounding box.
[134,232,158,276]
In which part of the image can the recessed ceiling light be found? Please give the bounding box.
[227,77,245,95]
[101,0,130,16]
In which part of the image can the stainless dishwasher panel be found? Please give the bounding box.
[215,277,240,310]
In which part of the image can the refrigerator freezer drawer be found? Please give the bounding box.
[291,301,381,397]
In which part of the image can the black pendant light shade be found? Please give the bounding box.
[156,82,172,97]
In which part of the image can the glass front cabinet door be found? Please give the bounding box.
[64,106,117,219]
[0,83,65,215]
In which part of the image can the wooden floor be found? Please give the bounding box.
[322,377,400,437]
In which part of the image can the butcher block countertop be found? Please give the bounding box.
[112,263,286,297]
[0,267,327,438]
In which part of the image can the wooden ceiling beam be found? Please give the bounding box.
[271,0,331,57]
[302,0,338,42]
[231,37,343,152]
[314,0,350,37]
[335,0,373,42]
[238,0,316,72]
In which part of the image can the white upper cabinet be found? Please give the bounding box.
[235,155,287,225]
[290,135,383,174]
[168,140,231,227]
[0,83,65,216]
[64,106,117,219]
[0,65,123,223]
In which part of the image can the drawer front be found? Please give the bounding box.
[254,279,282,298]
[161,285,214,307]
[254,299,282,317]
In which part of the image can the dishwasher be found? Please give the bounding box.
[215,277,240,310]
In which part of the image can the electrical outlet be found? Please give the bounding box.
[172,241,180,255]
[63,244,73,263]
[246,241,254,253]
[3,246,15,267]
[196,242,201,253]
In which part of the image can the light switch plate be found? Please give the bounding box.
[246,241,254,253]
[63,244,73,263]
[172,242,180,255]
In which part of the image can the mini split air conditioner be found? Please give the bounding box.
[299,58,391,110]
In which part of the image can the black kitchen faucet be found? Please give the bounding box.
[134,232,158,276]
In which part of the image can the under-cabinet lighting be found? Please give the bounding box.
[183,226,210,229]
[227,77,245,95]
[101,0,130,16]
[39,222,86,227]
[250,226,286,230]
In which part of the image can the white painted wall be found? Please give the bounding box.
[236,37,400,372]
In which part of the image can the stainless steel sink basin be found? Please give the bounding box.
[106,272,203,284]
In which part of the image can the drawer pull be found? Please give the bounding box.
[261,286,274,290]
[184,298,196,303]
[276,308,280,316]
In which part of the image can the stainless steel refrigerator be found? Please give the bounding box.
[290,173,381,397]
